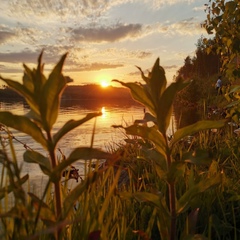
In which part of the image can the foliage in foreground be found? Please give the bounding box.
[113,58,235,240]
[0,52,114,239]
[0,53,240,240]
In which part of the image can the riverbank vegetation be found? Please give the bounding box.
[0,1,240,239]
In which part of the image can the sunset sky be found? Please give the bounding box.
[0,0,208,87]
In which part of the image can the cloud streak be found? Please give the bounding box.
[73,62,124,72]
[71,23,143,43]
[0,0,207,83]
[0,26,17,44]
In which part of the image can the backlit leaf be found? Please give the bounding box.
[0,112,47,149]
[34,52,46,99]
[177,173,222,214]
[167,162,185,183]
[133,192,169,215]
[170,119,226,146]
[51,148,112,182]
[0,174,29,200]
[124,125,167,159]
[149,58,166,104]
[133,192,170,237]
[136,65,150,83]
[40,54,67,131]
[28,192,56,224]
[0,77,38,115]
[113,80,156,116]
[157,80,189,134]
[23,64,34,93]
[24,150,51,176]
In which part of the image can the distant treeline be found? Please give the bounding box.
[62,85,132,100]
[0,84,133,102]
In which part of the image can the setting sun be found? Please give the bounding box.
[100,80,110,88]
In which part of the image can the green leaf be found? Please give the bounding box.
[0,77,39,115]
[177,173,222,214]
[25,110,42,126]
[181,209,200,239]
[134,191,170,216]
[51,148,112,182]
[143,112,157,124]
[141,147,167,177]
[119,190,170,239]
[227,85,240,94]
[133,192,170,237]
[157,80,189,134]
[28,192,56,224]
[23,150,51,176]
[135,65,150,83]
[40,54,67,131]
[53,112,101,146]
[0,112,48,149]
[113,80,156,116]
[34,52,47,99]
[62,171,99,217]
[124,125,167,159]
[22,64,34,93]
[167,162,185,183]
[170,119,226,146]
[149,58,167,103]
[0,174,29,200]
[154,163,167,180]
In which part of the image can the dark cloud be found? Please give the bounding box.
[0,30,16,44]
[164,65,177,69]
[0,67,23,74]
[136,51,152,59]
[72,23,143,43]
[73,62,124,71]
[128,69,149,76]
[0,51,39,63]
[0,48,124,73]
[0,49,68,65]
[171,17,203,35]
[128,64,177,76]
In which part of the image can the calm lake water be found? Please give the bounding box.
[0,99,176,193]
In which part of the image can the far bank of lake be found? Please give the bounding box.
[0,84,134,102]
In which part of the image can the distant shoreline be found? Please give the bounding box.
[0,84,141,106]
[0,84,131,99]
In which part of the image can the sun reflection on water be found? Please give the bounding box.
[101,107,106,118]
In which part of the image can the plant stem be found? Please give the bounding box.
[165,134,177,240]
[169,181,177,240]
[47,131,62,237]
[50,149,62,219]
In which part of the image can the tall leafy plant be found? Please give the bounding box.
[0,52,112,238]
[114,58,226,239]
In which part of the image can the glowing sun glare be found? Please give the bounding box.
[100,80,109,88]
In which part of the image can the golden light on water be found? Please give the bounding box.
[101,107,106,117]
